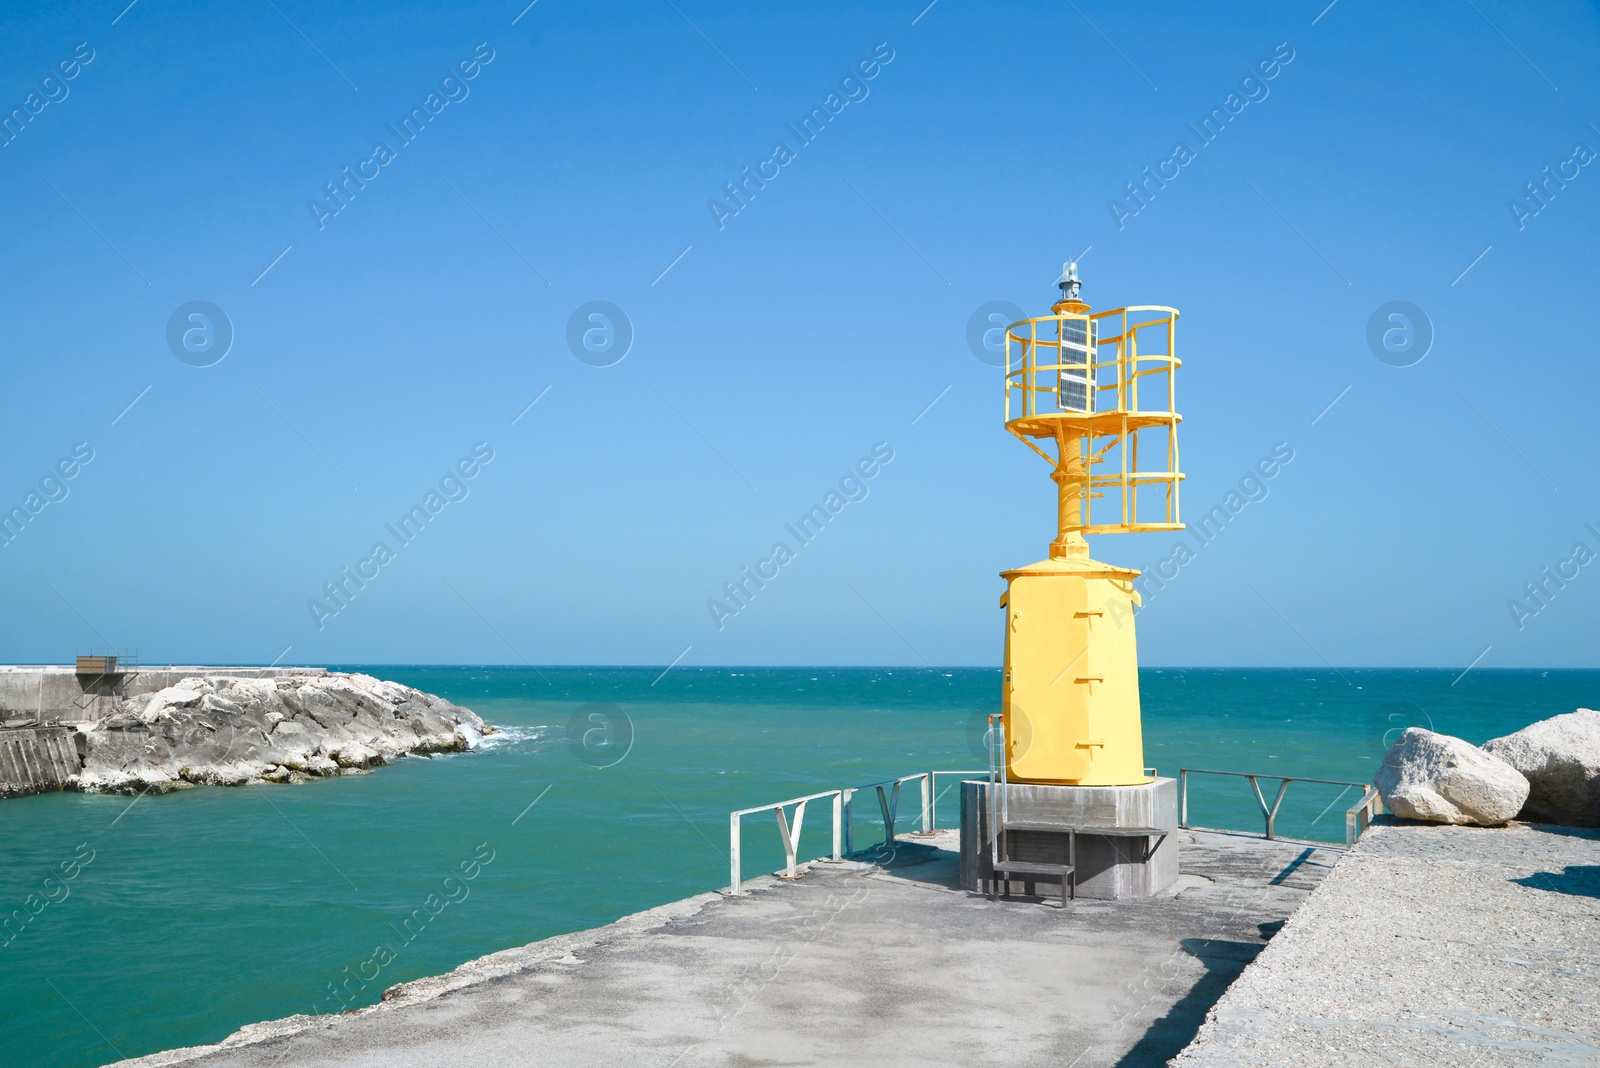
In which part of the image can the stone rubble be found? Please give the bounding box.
[72,672,491,794]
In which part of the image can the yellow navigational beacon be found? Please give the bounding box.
[999,263,1181,787]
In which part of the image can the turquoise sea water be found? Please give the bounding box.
[1,666,1595,1068]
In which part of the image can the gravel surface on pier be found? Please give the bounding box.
[1174,818,1600,1066]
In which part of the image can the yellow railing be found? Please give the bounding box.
[1004,306,1182,535]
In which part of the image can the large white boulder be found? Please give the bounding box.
[1374,727,1529,826]
[1482,709,1600,827]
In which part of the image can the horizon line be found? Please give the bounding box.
[11,662,1581,673]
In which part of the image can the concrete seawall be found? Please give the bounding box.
[0,726,80,797]
[0,666,327,725]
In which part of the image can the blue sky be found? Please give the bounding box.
[1,0,1597,669]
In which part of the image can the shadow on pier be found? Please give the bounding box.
[1515,864,1600,898]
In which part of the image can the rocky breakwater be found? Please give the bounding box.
[74,672,493,794]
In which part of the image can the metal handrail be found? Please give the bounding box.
[1345,786,1384,845]
[843,773,928,855]
[988,713,1010,879]
[726,767,995,894]
[1004,307,1179,420]
[1178,767,1372,844]
[725,763,1384,897]
[727,789,843,896]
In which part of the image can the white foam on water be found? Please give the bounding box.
[465,724,549,751]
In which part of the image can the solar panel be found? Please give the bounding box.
[1057,317,1095,413]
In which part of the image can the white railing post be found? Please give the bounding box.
[729,811,742,895]
[832,791,842,860]
[920,772,932,833]
[876,782,900,847]
[773,799,808,880]
[1346,786,1383,846]
[1266,779,1291,840]
[843,788,854,855]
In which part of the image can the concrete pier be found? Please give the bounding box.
[0,666,326,725]
[1174,819,1600,1066]
[113,829,1339,1068]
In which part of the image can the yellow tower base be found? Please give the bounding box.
[1001,533,1149,787]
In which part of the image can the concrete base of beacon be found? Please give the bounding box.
[959,777,1179,900]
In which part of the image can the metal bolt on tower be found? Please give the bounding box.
[999,263,1182,787]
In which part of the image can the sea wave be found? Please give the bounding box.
[461,724,551,751]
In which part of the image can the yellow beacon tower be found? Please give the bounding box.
[1000,263,1181,787]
